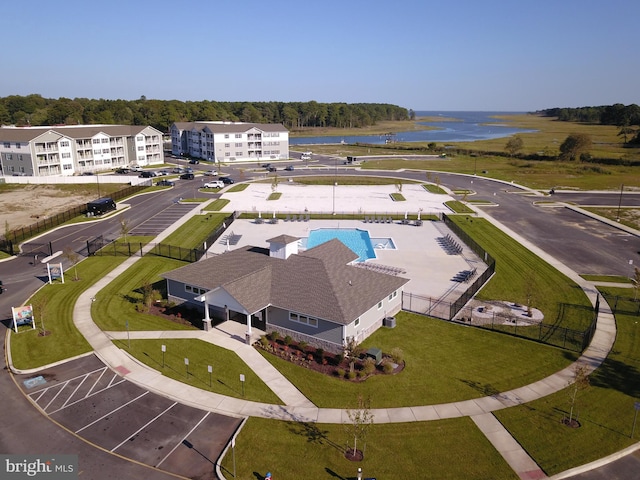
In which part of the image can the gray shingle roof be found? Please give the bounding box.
[172,121,288,134]
[162,240,408,325]
[0,124,154,142]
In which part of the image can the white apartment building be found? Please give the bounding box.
[171,121,289,163]
[0,125,165,177]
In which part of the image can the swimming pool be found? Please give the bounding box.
[304,228,380,262]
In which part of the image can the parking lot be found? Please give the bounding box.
[20,355,241,479]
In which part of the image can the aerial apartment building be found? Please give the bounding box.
[170,121,289,163]
[0,124,164,177]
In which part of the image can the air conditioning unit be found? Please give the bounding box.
[383,316,396,328]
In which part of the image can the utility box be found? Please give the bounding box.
[366,348,382,365]
[383,316,396,328]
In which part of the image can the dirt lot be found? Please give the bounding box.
[0,185,97,230]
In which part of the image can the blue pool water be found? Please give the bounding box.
[305,228,377,262]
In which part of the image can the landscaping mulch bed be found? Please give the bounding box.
[256,335,404,381]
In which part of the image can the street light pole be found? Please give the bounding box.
[616,184,624,221]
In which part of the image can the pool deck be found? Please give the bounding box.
[206,217,486,305]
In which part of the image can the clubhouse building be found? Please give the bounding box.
[162,234,407,352]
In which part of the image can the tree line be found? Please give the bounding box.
[539,103,640,144]
[0,94,408,132]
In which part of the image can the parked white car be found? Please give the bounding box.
[204,170,218,176]
[203,180,224,189]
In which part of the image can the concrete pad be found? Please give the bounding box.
[409,405,440,421]
[384,407,417,423]
[433,402,463,419]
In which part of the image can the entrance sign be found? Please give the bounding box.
[12,305,35,333]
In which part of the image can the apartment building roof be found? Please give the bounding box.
[0,125,159,142]
[172,121,288,134]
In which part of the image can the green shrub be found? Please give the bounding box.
[269,331,280,342]
[284,335,292,346]
[259,336,269,348]
[363,357,376,375]
[383,362,395,374]
[298,340,308,351]
[316,348,324,361]
[347,370,357,380]
[336,368,346,378]
[358,370,367,379]
[390,347,404,364]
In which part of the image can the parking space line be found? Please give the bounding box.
[59,373,90,410]
[156,411,211,468]
[43,383,69,413]
[110,402,178,453]
[85,367,108,397]
[27,366,106,398]
[107,373,125,389]
[32,389,48,403]
[75,391,149,434]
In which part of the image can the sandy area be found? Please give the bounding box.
[0,185,95,230]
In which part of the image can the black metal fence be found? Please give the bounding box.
[402,213,599,353]
[601,292,640,316]
[87,212,236,263]
[403,292,597,353]
[1,184,149,255]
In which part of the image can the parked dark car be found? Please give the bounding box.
[267,166,277,172]
[188,159,199,164]
[87,197,116,216]
[220,177,234,184]
[262,163,271,169]
[115,167,130,174]
[180,173,195,180]
[139,171,157,178]
[156,179,175,187]
[284,165,294,171]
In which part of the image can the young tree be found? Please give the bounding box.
[344,394,374,459]
[271,173,279,193]
[523,270,537,317]
[343,336,363,374]
[559,134,592,161]
[633,266,640,301]
[120,218,131,242]
[62,246,81,281]
[567,363,590,427]
[505,136,524,156]
[395,181,403,194]
[141,281,161,312]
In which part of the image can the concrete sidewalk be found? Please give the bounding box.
[65,182,620,480]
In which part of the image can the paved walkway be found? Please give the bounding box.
[26,183,625,479]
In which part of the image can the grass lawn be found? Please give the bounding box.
[580,274,632,283]
[423,184,447,194]
[113,339,282,404]
[203,198,230,211]
[220,416,518,480]
[444,200,475,213]
[292,176,420,186]
[449,216,593,331]
[495,286,640,475]
[159,213,229,249]
[92,256,196,331]
[225,183,249,192]
[259,312,577,408]
[10,256,129,370]
[583,206,640,231]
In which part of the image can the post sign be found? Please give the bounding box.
[12,305,35,333]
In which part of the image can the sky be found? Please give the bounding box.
[3,0,638,111]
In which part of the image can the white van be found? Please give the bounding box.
[203,180,224,189]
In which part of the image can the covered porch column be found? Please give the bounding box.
[201,295,212,332]
[245,313,252,344]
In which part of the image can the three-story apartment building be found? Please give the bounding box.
[0,124,164,176]
[170,121,289,164]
